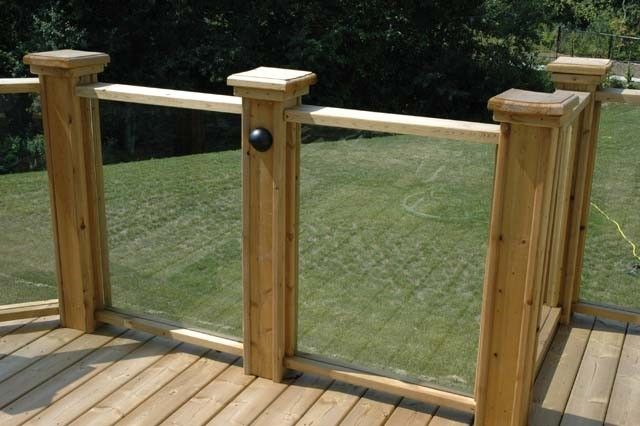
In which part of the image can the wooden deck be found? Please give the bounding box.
[0,316,473,426]
[531,313,640,426]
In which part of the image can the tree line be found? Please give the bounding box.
[0,0,635,173]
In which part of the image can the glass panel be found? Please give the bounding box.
[0,93,57,304]
[102,103,242,338]
[581,103,640,310]
[298,129,493,394]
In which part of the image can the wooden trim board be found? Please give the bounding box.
[284,355,476,414]
[0,300,59,322]
[76,83,242,114]
[285,104,500,144]
[0,78,40,94]
[95,309,243,356]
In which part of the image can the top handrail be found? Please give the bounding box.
[596,87,640,105]
[0,78,39,94]
[75,82,242,114]
[285,104,501,144]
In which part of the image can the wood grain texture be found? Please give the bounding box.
[285,104,500,144]
[26,336,178,426]
[605,324,640,426]
[76,82,242,114]
[475,122,554,426]
[161,360,255,426]
[0,315,59,359]
[0,329,151,426]
[530,314,595,426]
[116,351,238,426]
[0,325,122,408]
[340,389,400,426]
[0,299,58,322]
[229,68,315,381]
[385,398,437,426]
[284,356,475,413]
[560,318,626,425]
[595,87,640,105]
[71,343,210,426]
[95,310,243,356]
[252,374,331,426]
[0,77,39,93]
[297,381,366,426]
[0,326,82,382]
[26,50,111,332]
[206,377,290,425]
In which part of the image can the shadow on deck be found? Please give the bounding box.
[0,316,473,425]
[531,313,639,426]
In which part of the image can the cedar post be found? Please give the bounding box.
[546,57,612,323]
[475,89,580,425]
[227,67,316,380]
[23,50,111,332]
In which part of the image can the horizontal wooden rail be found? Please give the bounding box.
[0,77,39,94]
[285,104,501,144]
[595,87,640,105]
[573,301,640,325]
[284,355,476,414]
[76,82,243,114]
[96,309,243,356]
[0,299,59,322]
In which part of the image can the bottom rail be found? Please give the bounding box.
[573,301,640,325]
[0,299,59,322]
[284,355,476,414]
[96,309,243,356]
[535,307,562,376]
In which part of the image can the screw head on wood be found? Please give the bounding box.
[249,128,273,152]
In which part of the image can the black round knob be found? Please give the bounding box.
[249,128,273,152]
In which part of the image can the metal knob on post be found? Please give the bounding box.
[249,128,273,152]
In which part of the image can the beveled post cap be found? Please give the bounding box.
[488,88,580,127]
[227,67,317,101]
[24,49,110,77]
[546,56,612,77]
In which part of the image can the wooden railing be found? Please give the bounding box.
[0,50,627,425]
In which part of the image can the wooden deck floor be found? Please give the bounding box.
[531,313,640,426]
[0,316,473,426]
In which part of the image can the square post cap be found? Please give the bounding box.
[228,67,317,101]
[488,88,579,127]
[24,49,110,77]
[546,56,612,77]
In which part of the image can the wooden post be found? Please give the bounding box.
[546,57,612,323]
[227,67,316,380]
[23,50,111,332]
[475,89,579,426]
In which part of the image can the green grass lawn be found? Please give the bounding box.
[581,103,640,309]
[1,103,638,394]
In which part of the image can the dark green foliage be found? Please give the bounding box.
[0,0,550,173]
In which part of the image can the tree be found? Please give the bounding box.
[1,0,550,173]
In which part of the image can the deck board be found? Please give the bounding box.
[161,360,254,425]
[0,327,82,382]
[119,350,239,426]
[0,314,521,426]
[0,316,59,359]
[72,343,209,426]
[560,318,626,425]
[252,374,332,426]
[26,336,178,426]
[532,313,640,426]
[530,314,595,426]
[385,398,437,426]
[340,388,400,426]
[0,325,121,408]
[604,324,640,426]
